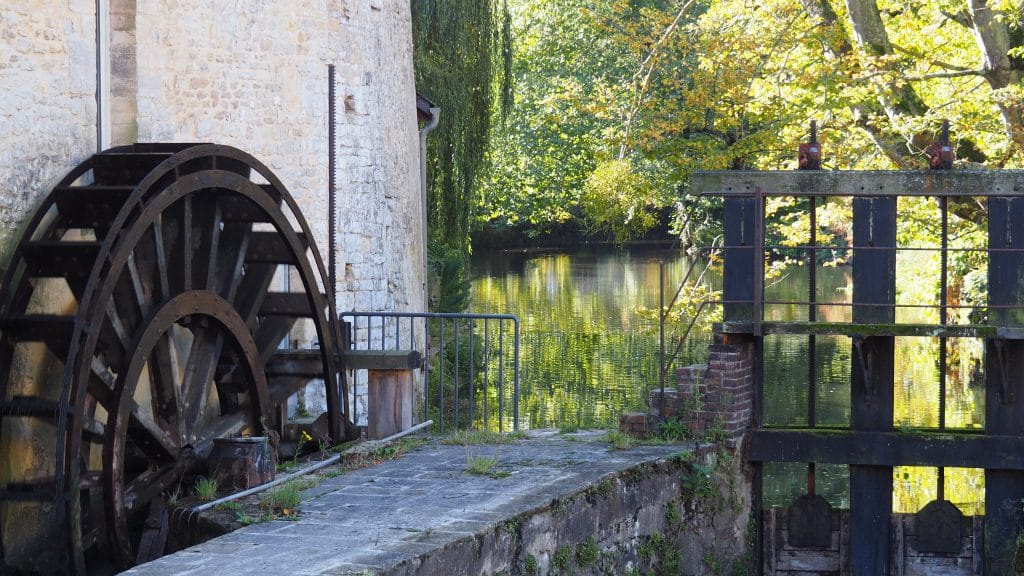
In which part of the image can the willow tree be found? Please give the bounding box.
[412,0,512,255]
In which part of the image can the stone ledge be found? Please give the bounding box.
[123,433,748,576]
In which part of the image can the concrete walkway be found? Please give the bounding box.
[123,430,689,576]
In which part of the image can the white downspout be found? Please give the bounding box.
[418,106,440,306]
[95,0,110,152]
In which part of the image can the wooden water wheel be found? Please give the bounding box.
[0,143,352,574]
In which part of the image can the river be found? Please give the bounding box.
[469,245,985,515]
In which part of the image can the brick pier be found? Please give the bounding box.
[621,333,755,441]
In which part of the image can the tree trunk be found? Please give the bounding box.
[844,0,928,119]
[967,0,1024,162]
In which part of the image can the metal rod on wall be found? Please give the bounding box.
[327,63,348,436]
[328,64,337,308]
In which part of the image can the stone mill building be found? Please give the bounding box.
[1,0,427,422]
[0,4,428,569]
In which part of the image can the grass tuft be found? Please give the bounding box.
[603,430,635,450]
[465,455,511,478]
[194,477,218,502]
[259,481,303,515]
[443,429,527,446]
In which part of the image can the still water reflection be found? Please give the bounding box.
[470,246,985,515]
[471,246,707,431]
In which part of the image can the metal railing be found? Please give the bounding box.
[339,311,520,432]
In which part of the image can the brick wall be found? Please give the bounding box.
[634,334,755,441]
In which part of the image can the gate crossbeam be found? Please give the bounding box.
[749,429,1024,470]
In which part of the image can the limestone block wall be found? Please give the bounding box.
[0,0,98,265]
[133,0,424,316]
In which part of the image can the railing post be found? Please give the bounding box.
[659,261,666,421]
[513,317,520,431]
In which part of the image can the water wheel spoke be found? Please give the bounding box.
[111,268,144,335]
[128,402,178,461]
[184,195,220,291]
[235,262,276,326]
[182,195,192,292]
[160,200,189,295]
[202,200,223,292]
[256,317,297,362]
[146,334,182,439]
[180,326,224,442]
[217,223,251,300]
[152,217,171,302]
[124,464,183,514]
[89,357,117,410]
[103,300,132,368]
[126,252,150,316]
[130,223,167,312]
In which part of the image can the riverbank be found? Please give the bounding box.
[470,209,679,252]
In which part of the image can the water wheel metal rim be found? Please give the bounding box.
[0,143,350,574]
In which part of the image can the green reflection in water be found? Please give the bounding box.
[471,247,715,430]
[471,247,986,514]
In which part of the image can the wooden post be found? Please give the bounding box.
[342,350,422,440]
[723,196,756,322]
[367,369,413,440]
[850,195,896,576]
[985,196,1024,576]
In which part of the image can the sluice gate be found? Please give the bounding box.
[692,149,1024,575]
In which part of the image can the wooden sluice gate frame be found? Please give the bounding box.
[691,142,1024,574]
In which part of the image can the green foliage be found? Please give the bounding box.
[524,554,539,576]
[478,0,687,240]
[681,460,719,502]
[582,158,661,242]
[428,248,472,313]
[477,0,1024,250]
[215,500,242,512]
[665,499,682,529]
[477,0,605,234]
[575,536,600,567]
[657,418,689,442]
[369,438,426,462]
[552,544,573,571]
[413,0,513,254]
[637,531,682,576]
[234,512,272,526]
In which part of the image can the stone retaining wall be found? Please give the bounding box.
[389,450,752,576]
